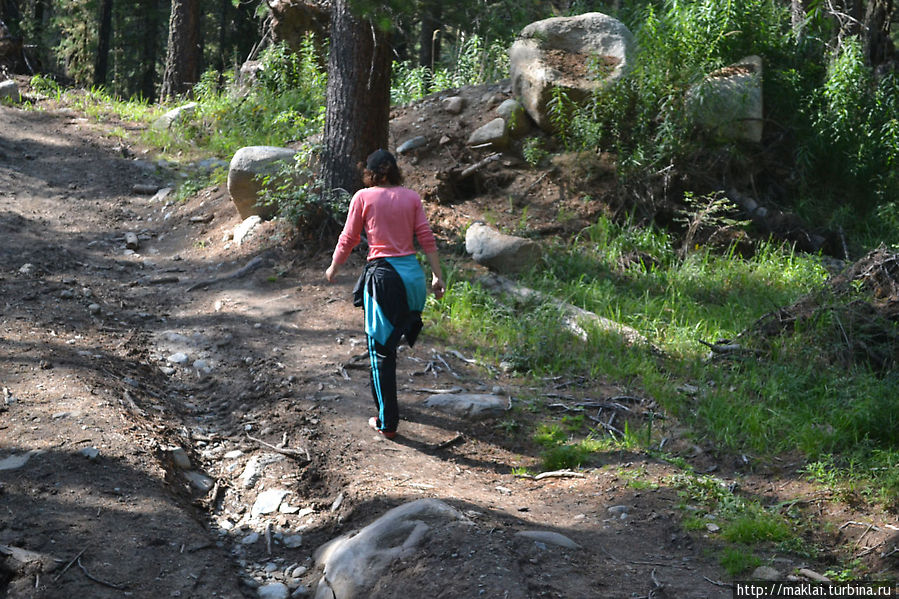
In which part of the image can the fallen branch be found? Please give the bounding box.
[246,434,310,463]
[77,557,126,590]
[534,470,586,481]
[53,548,87,581]
[459,152,501,179]
[186,253,268,292]
[430,433,465,450]
[479,273,659,351]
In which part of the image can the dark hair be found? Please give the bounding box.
[362,149,403,187]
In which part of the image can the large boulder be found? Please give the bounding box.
[465,223,542,273]
[509,12,634,131]
[687,55,764,143]
[227,146,299,220]
[313,499,466,599]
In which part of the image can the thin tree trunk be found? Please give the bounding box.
[139,0,160,102]
[417,0,442,70]
[320,0,392,196]
[160,0,202,99]
[862,0,895,68]
[93,0,113,88]
[791,0,811,38]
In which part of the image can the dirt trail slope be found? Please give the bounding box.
[1,102,895,599]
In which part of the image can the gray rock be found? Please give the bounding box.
[314,499,465,599]
[496,99,531,136]
[443,96,465,114]
[467,118,509,149]
[516,530,581,549]
[282,534,303,549]
[88,303,101,315]
[396,136,427,154]
[184,471,215,492]
[752,566,781,581]
[169,447,192,470]
[687,55,764,143]
[0,79,21,103]
[234,215,262,246]
[152,102,199,130]
[290,586,311,598]
[80,447,100,460]
[168,352,190,365]
[510,12,634,131]
[252,489,289,517]
[607,505,630,515]
[227,146,299,219]
[0,451,38,471]
[423,393,507,419]
[465,222,542,273]
[241,532,261,545]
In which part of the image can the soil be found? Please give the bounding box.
[1,79,898,599]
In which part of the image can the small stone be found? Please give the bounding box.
[184,471,214,492]
[515,530,581,549]
[705,523,720,533]
[88,303,101,315]
[241,532,261,545]
[443,96,465,114]
[290,566,307,578]
[224,450,244,459]
[607,505,630,515]
[169,447,192,470]
[290,586,310,598]
[752,566,781,581]
[168,352,190,365]
[258,582,289,599]
[396,135,427,154]
[60,289,75,299]
[282,534,302,549]
[279,504,300,514]
[80,447,100,460]
[252,489,290,517]
[18,263,35,275]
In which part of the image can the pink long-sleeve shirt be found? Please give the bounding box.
[332,185,437,265]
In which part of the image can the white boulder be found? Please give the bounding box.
[227,146,299,219]
[510,12,634,131]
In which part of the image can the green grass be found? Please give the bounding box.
[427,215,899,502]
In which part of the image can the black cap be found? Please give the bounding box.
[366,149,397,173]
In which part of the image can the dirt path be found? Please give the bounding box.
[1,102,894,599]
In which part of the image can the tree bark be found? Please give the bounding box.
[139,0,161,102]
[320,0,393,196]
[791,0,811,38]
[418,0,442,70]
[93,0,113,88]
[160,0,202,99]
[862,0,895,68]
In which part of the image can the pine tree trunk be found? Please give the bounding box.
[93,0,113,88]
[791,0,811,38]
[418,0,442,70]
[160,0,201,99]
[139,0,161,102]
[320,0,392,196]
[863,0,895,68]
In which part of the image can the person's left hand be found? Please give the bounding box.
[431,274,445,300]
[325,263,339,283]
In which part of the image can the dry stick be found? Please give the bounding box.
[77,557,126,590]
[246,434,311,462]
[534,470,586,481]
[459,152,501,179]
[186,254,267,292]
[431,433,464,450]
[434,353,460,379]
[53,548,87,581]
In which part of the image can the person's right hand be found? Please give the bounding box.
[431,274,445,300]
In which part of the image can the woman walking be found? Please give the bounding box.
[325,149,445,439]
